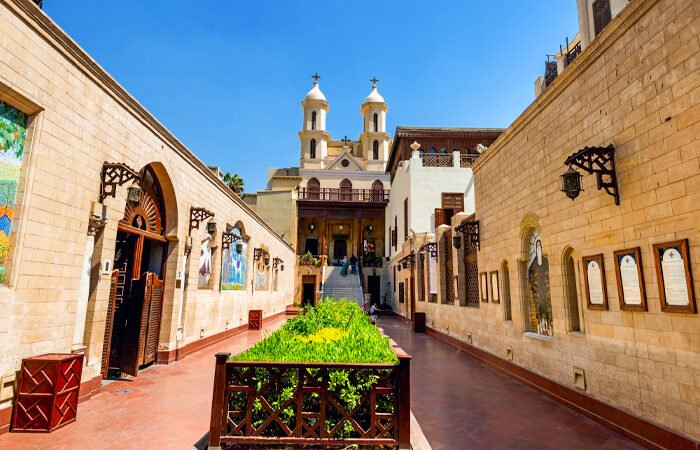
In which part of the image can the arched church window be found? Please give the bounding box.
[373,140,379,160]
[311,111,317,130]
[307,178,320,200]
[502,260,512,321]
[339,179,352,201]
[563,248,582,332]
[371,180,384,202]
[310,139,316,159]
[440,148,448,154]
[428,147,437,154]
[523,229,553,336]
[373,113,378,132]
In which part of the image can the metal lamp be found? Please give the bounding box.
[206,221,217,235]
[126,185,143,204]
[420,252,425,262]
[453,235,462,249]
[561,165,584,201]
[264,256,270,266]
[236,242,243,253]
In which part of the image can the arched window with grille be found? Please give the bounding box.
[310,139,316,159]
[428,147,437,154]
[373,113,378,132]
[307,178,320,200]
[311,111,317,130]
[371,180,384,202]
[373,140,379,160]
[339,179,352,201]
[563,247,583,332]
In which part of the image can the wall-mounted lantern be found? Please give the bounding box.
[206,221,217,235]
[419,252,425,263]
[397,263,402,272]
[273,257,284,271]
[236,242,243,254]
[452,234,462,249]
[222,231,241,251]
[254,247,270,263]
[309,223,315,231]
[560,166,584,201]
[126,185,143,205]
[563,144,619,205]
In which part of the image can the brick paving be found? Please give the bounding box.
[380,315,644,450]
[0,316,287,450]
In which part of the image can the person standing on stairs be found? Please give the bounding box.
[340,256,349,276]
[349,255,358,274]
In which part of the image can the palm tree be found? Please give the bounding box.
[223,172,244,195]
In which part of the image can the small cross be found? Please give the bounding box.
[370,76,379,86]
[311,72,321,82]
[341,136,350,145]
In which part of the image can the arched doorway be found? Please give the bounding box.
[101,165,170,378]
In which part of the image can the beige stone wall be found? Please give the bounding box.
[418,0,700,439]
[0,0,295,406]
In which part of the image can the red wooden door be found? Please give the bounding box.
[143,275,164,365]
[120,274,149,377]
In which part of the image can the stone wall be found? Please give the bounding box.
[418,0,700,439]
[0,0,295,411]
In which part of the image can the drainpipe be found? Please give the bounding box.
[72,205,106,353]
[176,237,192,342]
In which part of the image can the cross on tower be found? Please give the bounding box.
[341,136,351,145]
[370,76,379,86]
[311,72,321,82]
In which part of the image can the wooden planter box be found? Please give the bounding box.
[248,310,263,330]
[11,353,84,433]
[208,347,411,449]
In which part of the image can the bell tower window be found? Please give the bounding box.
[373,113,378,132]
[310,139,316,159]
[311,111,317,130]
[373,140,379,160]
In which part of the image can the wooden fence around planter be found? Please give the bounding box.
[208,346,411,449]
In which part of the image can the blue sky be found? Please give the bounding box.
[44,1,579,192]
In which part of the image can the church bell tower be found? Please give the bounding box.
[299,73,330,168]
[360,77,389,171]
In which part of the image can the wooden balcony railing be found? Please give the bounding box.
[298,188,389,203]
[208,347,411,448]
[420,153,453,167]
[460,154,480,168]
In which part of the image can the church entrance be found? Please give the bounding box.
[333,239,347,261]
[101,166,169,378]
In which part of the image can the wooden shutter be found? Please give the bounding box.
[442,193,464,214]
[100,269,120,379]
[435,208,445,229]
[120,274,149,377]
[143,274,165,365]
[593,0,612,36]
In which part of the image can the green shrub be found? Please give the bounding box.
[233,298,397,364]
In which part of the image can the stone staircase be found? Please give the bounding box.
[322,266,363,306]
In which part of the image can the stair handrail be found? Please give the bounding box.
[320,255,327,300]
[356,265,364,306]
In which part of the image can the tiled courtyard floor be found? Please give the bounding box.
[0,316,287,450]
[380,315,644,450]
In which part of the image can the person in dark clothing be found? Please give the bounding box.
[349,255,358,274]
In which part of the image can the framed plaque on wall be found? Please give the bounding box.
[479,272,489,302]
[653,239,696,314]
[582,254,608,310]
[613,247,647,311]
[490,270,500,303]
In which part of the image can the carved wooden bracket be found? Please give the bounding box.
[189,207,215,234]
[456,220,480,250]
[564,144,619,205]
[222,232,242,251]
[99,162,140,203]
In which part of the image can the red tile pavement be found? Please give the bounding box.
[0,316,287,450]
[379,315,644,450]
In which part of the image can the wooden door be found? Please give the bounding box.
[120,274,149,377]
[143,275,164,366]
[100,269,120,379]
[367,276,380,304]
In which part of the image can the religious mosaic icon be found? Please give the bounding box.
[198,234,213,289]
[0,101,28,283]
[221,225,247,290]
[527,231,553,336]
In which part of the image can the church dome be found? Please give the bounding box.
[364,85,385,104]
[304,81,327,102]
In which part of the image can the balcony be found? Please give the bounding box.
[417,151,481,168]
[298,188,389,203]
